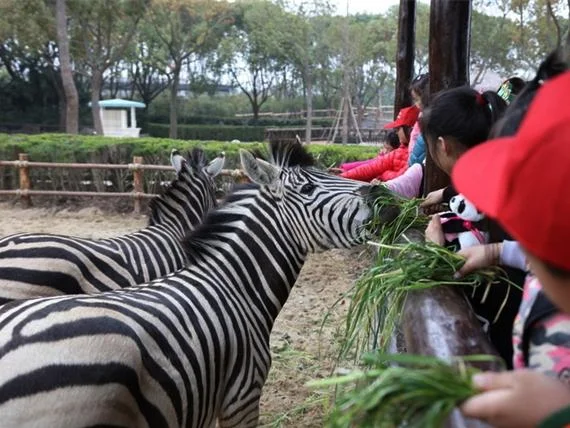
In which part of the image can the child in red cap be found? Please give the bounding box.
[340,105,419,182]
[453,66,570,427]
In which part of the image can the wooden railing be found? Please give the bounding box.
[0,153,247,213]
[393,229,497,428]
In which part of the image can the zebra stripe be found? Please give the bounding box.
[0,140,384,427]
[0,148,225,303]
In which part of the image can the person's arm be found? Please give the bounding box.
[500,240,527,271]
[384,163,423,199]
[341,150,396,182]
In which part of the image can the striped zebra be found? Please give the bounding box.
[0,140,388,427]
[0,148,224,303]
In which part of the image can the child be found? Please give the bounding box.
[455,50,570,381]
[408,73,429,166]
[340,105,419,182]
[454,70,570,428]
[384,87,506,201]
[339,130,400,173]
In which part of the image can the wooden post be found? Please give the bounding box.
[425,0,472,193]
[133,156,143,214]
[18,153,31,208]
[394,0,416,118]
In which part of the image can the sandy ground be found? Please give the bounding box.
[0,201,372,427]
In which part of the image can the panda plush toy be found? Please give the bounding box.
[439,194,489,251]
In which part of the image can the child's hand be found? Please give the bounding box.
[425,214,444,246]
[454,243,501,278]
[420,188,445,208]
[461,370,570,428]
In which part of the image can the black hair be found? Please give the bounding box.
[420,86,508,152]
[399,125,413,144]
[410,73,430,97]
[506,77,526,94]
[383,130,400,149]
[491,49,568,139]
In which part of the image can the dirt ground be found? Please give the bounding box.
[0,201,372,427]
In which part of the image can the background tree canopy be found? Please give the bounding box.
[0,0,567,135]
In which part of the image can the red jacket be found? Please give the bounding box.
[340,146,409,182]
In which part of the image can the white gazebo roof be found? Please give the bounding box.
[88,98,146,109]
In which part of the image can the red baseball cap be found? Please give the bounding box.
[384,105,420,129]
[452,71,570,270]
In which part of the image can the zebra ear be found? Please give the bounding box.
[205,152,225,177]
[170,149,186,174]
[239,149,280,185]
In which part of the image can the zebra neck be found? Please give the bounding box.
[184,202,308,323]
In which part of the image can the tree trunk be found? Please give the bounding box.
[252,102,260,121]
[91,70,104,135]
[394,0,416,118]
[169,66,180,139]
[425,0,472,194]
[56,0,79,134]
[304,68,313,145]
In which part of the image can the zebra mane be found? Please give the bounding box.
[187,147,208,170]
[268,140,314,168]
[181,182,259,258]
[148,149,206,224]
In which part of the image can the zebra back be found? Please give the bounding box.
[0,149,225,302]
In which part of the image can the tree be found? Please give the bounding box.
[55,0,79,133]
[68,0,148,135]
[148,0,233,138]
[217,1,288,120]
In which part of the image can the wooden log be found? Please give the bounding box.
[398,228,497,428]
[394,0,416,118]
[18,153,31,208]
[132,156,143,214]
[424,0,472,193]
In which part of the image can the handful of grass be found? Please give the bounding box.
[308,352,493,428]
[364,187,429,244]
[338,242,508,360]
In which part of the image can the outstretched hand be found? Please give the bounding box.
[455,243,501,278]
[461,370,570,428]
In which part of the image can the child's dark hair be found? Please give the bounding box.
[491,49,568,139]
[410,73,430,107]
[384,130,400,149]
[420,87,508,151]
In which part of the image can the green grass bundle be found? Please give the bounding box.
[338,242,511,360]
[308,353,496,428]
[364,187,429,244]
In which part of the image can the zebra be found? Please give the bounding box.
[0,148,225,303]
[0,140,391,427]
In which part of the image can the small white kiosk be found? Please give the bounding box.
[89,98,146,138]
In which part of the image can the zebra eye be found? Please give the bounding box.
[300,183,316,194]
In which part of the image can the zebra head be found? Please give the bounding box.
[239,140,374,251]
[148,148,225,234]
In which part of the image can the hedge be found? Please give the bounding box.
[146,115,333,128]
[0,133,379,197]
[0,133,379,169]
[147,123,266,142]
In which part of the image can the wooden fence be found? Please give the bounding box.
[0,153,247,214]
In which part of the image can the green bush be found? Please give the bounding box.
[147,123,267,142]
[0,133,379,201]
[0,133,378,167]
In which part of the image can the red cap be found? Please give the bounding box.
[384,105,420,129]
[452,71,570,270]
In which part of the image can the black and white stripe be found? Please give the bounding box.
[0,140,385,427]
[0,148,224,303]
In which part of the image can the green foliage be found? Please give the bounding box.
[146,123,267,142]
[0,133,379,169]
[308,353,497,428]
